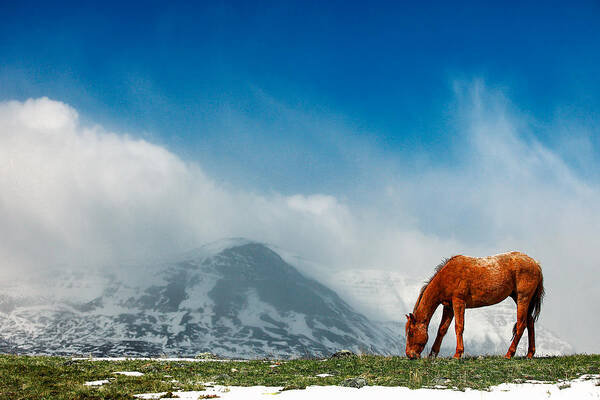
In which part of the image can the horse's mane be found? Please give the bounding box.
[413,256,458,312]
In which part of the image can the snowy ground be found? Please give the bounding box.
[76,358,600,399]
[73,357,248,362]
[82,374,600,399]
[135,379,600,399]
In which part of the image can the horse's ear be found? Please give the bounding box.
[408,313,415,322]
[405,314,410,321]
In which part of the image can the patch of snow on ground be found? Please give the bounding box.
[113,371,144,376]
[84,379,110,386]
[134,375,600,399]
[72,357,248,362]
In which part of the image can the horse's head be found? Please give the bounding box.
[405,313,428,359]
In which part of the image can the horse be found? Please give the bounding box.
[405,251,544,359]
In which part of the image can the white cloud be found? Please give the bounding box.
[1,88,599,352]
[0,97,444,276]
[287,194,339,216]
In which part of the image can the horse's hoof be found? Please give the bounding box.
[504,354,512,359]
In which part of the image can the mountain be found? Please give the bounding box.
[320,269,573,356]
[0,241,572,357]
[0,240,403,358]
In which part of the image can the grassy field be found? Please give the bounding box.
[0,354,599,399]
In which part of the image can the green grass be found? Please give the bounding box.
[0,354,598,399]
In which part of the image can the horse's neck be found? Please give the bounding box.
[414,283,440,324]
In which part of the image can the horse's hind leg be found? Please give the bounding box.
[429,305,454,358]
[505,300,529,359]
[526,316,535,358]
[452,299,466,359]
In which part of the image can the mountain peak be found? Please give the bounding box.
[177,237,259,261]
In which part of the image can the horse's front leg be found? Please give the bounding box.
[429,305,454,358]
[452,299,466,359]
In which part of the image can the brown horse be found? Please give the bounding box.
[405,252,544,359]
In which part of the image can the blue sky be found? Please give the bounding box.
[1,2,600,351]
[2,1,599,194]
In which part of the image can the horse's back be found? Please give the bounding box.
[469,251,541,276]
[442,252,541,308]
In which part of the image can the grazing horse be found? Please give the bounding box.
[405,252,544,359]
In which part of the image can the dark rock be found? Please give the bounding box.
[432,377,451,386]
[331,350,355,358]
[195,352,219,359]
[340,377,367,388]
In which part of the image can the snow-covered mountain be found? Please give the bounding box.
[321,269,573,356]
[0,240,403,358]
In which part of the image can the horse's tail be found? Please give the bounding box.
[529,276,545,323]
[512,275,545,338]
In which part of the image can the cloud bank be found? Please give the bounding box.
[1,86,598,352]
